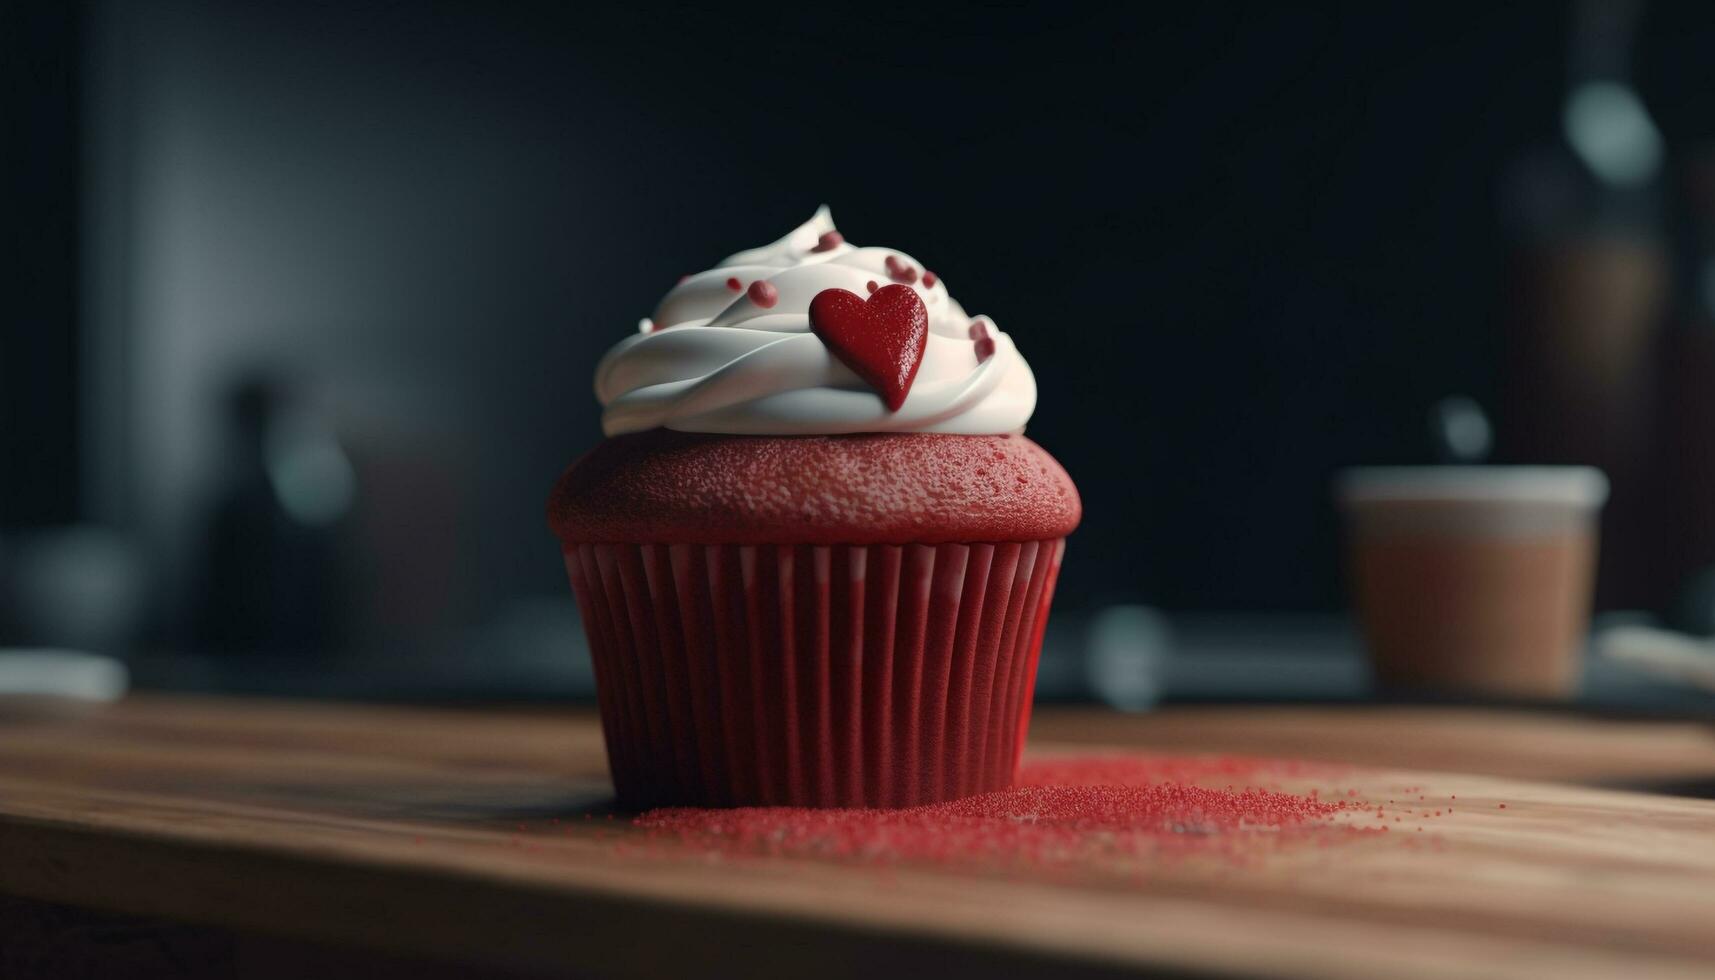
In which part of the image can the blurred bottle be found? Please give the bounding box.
[1496,0,1668,608]
[1659,148,1715,631]
[195,374,358,657]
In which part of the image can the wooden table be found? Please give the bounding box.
[3,695,1715,978]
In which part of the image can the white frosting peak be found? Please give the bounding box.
[596,209,1037,437]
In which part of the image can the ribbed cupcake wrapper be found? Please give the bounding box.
[563,539,1065,809]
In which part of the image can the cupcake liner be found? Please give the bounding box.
[563,539,1065,809]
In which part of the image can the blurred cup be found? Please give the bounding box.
[1336,467,1608,699]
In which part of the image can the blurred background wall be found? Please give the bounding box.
[9,1,1715,696]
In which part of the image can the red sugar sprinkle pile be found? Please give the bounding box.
[1019,753,1319,786]
[631,755,1375,875]
[811,230,845,252]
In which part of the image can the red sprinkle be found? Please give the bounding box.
[725,277,741,291]
[811,230,845,252]
[885,254,920,284]
[923,271,939,288]
[1498,804,1507,809]
[629,755,1376,875]
[968,319,990,341]
[747,280,779,308]
[974,336,996,362]
[866,280,878,294]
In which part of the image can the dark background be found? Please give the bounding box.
[9,2,1715,671]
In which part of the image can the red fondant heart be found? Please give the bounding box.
[808,284,928,412]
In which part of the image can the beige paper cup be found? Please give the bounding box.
[1336,467,1608,699]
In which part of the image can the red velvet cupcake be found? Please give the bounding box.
[549,208,1079,808]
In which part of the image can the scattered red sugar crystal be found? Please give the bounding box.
[974,336,996,362]
[923,270,939,287]
[1017,753,1311,786]
[630,755,1378,876]
[811,230,844,252]
[968,319,989,341]
[747,279,779,308]
[866,280,878,294]
[725,276,741,291]
[885,254,920,284]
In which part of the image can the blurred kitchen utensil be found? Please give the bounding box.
[1597,624,1715,694]
[1084,604,1171,711]
[0,649,128,701]
[0,525,145,653]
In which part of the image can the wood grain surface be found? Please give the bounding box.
[3,695,1715,979]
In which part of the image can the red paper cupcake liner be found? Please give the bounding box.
[562,539,1065,809]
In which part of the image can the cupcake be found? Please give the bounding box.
[549,208,1079,808]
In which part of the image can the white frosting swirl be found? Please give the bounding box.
[595,207,1037,436]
